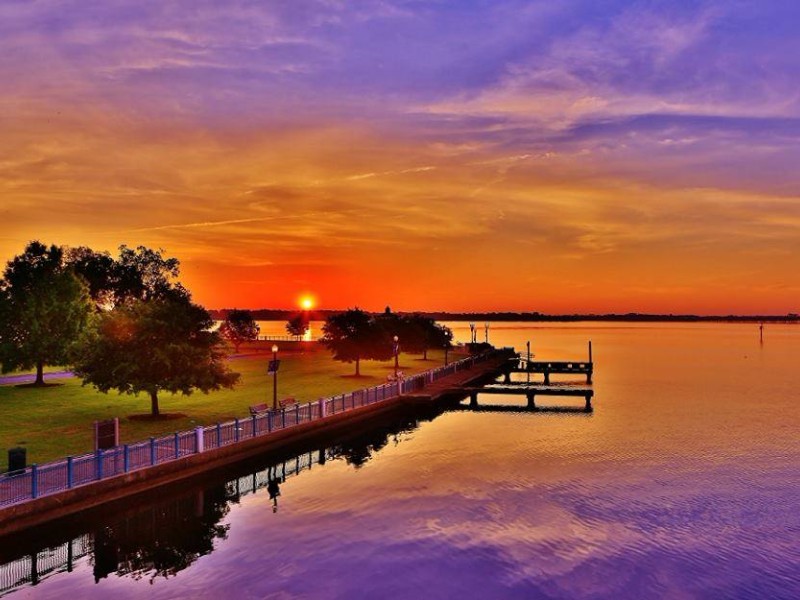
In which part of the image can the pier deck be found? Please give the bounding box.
[463,384,594,411]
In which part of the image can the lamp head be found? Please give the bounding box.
[272,344,279,353]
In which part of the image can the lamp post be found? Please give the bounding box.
[393,335,399,378]
[469,322,476,344]
[271,344,279,411]
[484,322,490,344]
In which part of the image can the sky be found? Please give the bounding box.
[1,0,799,314]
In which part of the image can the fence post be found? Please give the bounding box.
[31,464,38,499]
[195,426,204,453]
[150,437,156,465]
[96,449,103,480]
[319,398,326,418]
[295,403,300,424]
[252,414,257,437]
[66,456,74,488]
[174,432,180,459]
[216,422,222,447]
[282,408,286,429]
[268,411,273,432]
[123,445,129,472]
[234,418,240,442]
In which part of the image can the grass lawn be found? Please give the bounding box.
[0,343,465,470]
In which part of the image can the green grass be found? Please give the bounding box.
[0,344,465,469]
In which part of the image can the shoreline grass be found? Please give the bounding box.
[0,344,465,469]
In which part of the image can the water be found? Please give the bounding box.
[3,322,799,599]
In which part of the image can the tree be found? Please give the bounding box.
[113,245,186,304]
[65,244,187,309]
[0,241,93,385]
[286,313,309,339]
[65,246,117,309]
[321,308,392,376]
[374,313,454,360]
[73,296,239,416]
[409,314,453,360]
[218,309,260,353]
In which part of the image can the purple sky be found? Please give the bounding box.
[1,1,799,312]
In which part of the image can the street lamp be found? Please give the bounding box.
[469,322,476,344]
[484,322,490,344]
[393,335,400,378]
[271,344,279,411]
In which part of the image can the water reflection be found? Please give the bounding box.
[0,406,441,596]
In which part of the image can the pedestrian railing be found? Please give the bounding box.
[0,350,503,509]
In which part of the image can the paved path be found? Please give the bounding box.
[0,371,74,386]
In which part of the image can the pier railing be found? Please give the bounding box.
[0,350,503,509]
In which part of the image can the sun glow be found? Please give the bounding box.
[300,295,315,310]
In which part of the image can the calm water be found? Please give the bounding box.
[3,322,799,599]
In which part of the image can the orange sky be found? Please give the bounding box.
[1,2,799,314]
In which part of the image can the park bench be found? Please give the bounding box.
[279,397,297,409]
[249,403,270,416]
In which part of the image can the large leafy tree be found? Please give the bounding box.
[321,308,392,376]
[66,244,186,308]
[73,296,239,416]
[0,241,93,385]
[218,309,260,353]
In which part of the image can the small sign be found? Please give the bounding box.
[95,418,119,450]
[268,359,281,374]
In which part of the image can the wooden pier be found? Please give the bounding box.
[463,385,595,412]
[402,342,596,412]
[506,341,594,384]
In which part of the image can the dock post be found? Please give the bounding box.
[543,371,550,385]
[470,392,478,407]
[526,393,536,410]
[587,341,593,384]
[584,394,592,412]
[503,370,511,384]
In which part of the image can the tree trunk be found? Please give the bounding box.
[150,390,160,416]
[34,360,44,386]
[355,357,360,376]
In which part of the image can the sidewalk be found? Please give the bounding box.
[0,371,74,386]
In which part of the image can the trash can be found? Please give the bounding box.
[8,447,26,473]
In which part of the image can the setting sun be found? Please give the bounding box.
[300,296,315,310]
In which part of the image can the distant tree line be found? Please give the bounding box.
[210,308,799,323]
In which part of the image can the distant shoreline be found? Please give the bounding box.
[209,309,799,324]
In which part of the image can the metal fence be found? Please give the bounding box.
[0,351,500,509]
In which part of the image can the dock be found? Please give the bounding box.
[462,384,595,412]
[506,341,594,384]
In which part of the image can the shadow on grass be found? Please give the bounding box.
[15,382,64,388]
[127,413,187,422]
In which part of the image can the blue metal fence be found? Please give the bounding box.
[0,351,499,509]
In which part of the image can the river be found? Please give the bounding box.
[2,322,798,599]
